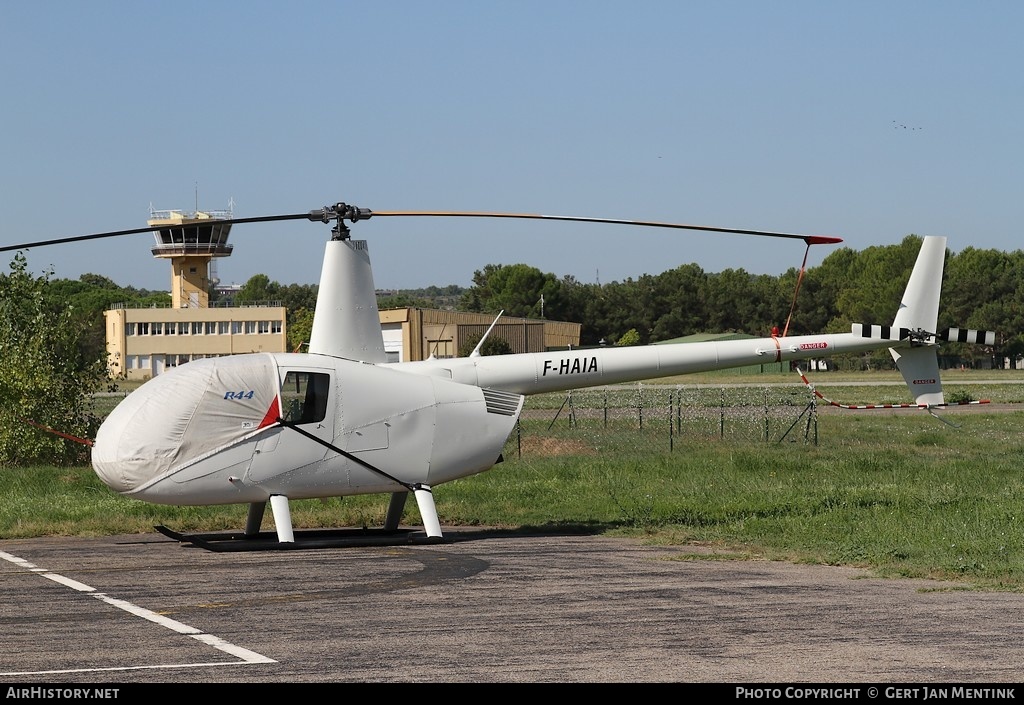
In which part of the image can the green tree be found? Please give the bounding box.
[648,263,707,341]
[235,273,281,303]
[0,253,107,466]
[583,278,649,345]
[287,307,315,352]
[826,236,924,370]
[46,275,159,368]
[279,283,318,314]
[459,263,561,319]
[942,247,1024,366]
[835,236,923,328]
[378,292,432,309]
[615,328,641,346]
[457,332,514,357]
[798,246,858,334]
[703,268,767,334]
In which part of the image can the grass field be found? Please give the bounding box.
[4,369,1023,591]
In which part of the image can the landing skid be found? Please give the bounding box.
[153,524,445,552]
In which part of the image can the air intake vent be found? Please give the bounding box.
[482,388,523,416]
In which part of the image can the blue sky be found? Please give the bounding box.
[2,1,1021,291]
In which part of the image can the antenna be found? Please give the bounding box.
[470,310,505,358]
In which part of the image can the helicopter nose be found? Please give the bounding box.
[92,355,282,496]
[92,364,215,493]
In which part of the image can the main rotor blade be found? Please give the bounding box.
[368,210,843,244]
[1,203,842,253]
[0,212,316,253]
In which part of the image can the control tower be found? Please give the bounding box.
[149,205,233,308]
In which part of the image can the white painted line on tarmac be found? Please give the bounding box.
[0,550,276,675]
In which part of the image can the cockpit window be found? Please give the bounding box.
[281,371,330,424]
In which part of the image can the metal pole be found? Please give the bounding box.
[764,388,769,443]
[638,382,643,430]
[720,388,725,438]
[669,391,674,452]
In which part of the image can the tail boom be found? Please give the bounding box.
[396,331,911,396]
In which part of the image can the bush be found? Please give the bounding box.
[0,253,106,466]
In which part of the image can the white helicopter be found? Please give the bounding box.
[5,203,995,548]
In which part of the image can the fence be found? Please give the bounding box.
[509,383,822,457]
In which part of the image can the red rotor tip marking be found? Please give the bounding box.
[19,418,93,446]
[805,236,844,245]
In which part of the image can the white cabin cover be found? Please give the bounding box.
[93,354,281,493]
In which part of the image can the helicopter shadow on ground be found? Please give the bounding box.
[152,521,609,552]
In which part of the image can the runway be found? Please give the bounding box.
[2,528,1023,684]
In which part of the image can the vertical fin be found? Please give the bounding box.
[892,236,945,334]
[890,236,946,406]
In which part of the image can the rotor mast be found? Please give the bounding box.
[306,204,386,362]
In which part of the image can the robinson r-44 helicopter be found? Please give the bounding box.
[4,203,995,548]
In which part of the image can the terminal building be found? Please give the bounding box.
[104,207,579,379]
